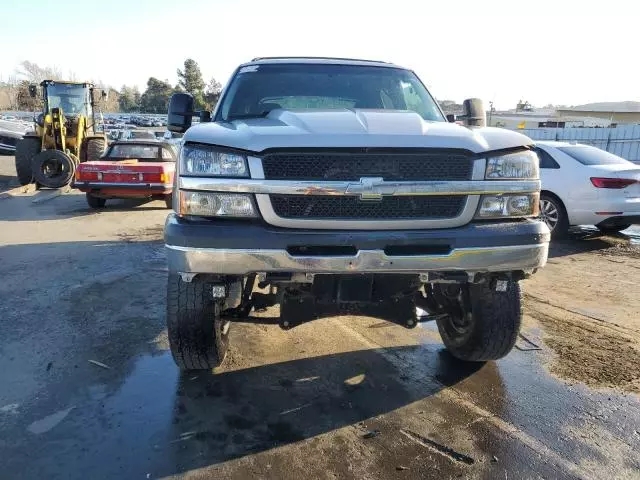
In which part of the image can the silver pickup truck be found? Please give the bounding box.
[164,57,549,370]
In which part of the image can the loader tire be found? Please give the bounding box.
[85,137,106,162]
[31,150,75,188]
[15,136,40,185]
[436,280,522,361]
[167,274,230,370]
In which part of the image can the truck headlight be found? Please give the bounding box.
[180,191,258,217]
[475,193,540,218]
[486,150,539,179]
[181,144,249,177]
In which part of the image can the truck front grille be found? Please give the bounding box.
[261,150,474,181]
[270,195,466,219]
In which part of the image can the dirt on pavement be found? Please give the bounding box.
[523,234,640,393]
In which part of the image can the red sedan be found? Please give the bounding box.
[74,140,177,209]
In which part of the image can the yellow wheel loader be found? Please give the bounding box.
[15,80,108,188]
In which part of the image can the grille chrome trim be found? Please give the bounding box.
[178,177,540,197]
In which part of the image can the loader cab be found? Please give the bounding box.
[41,80,93,119]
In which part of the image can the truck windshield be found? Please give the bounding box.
[218,63,445,122]
[46,83,90,118]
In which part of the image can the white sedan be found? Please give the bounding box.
[534,141,640,237]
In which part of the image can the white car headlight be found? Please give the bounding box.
[180,191,258,217]
[181,144,249,177]
[475,193,540,219]
[486,150,539,180]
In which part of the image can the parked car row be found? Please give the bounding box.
[105,129,184,144]
[129,115,167,127]
[103,115,167,127]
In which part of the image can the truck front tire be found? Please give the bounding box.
[436,279,522,361]
[166,274,230,370]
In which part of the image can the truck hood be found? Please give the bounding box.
[183,109,532,154]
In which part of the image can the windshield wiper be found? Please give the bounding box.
[227,110,273,121]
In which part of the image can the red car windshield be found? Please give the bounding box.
[106,144,175,162]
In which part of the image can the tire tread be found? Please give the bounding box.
[167,274,226,370]
[15,137,40,185]
[437,280,522,361]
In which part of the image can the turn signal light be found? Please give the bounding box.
[590,177,637,189]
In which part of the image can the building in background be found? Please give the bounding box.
[487,100,614,129]
[556,101,640,125]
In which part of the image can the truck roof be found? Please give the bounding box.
[245,56,404,69]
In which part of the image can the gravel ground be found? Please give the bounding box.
[1,154,639,479]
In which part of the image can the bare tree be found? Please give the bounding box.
[16,61,64,83]
[205,77,222,110]
[4,74,20,110]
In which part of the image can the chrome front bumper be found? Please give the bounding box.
[166,243,549,275]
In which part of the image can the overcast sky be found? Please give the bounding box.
[1,0,638,110]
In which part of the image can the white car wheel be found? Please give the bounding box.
[539,194,569,238]
[540,198,559,231]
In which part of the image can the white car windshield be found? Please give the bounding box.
[218,63,445,122]
[558,146,631,166]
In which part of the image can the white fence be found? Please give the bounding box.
[516,125,640,163]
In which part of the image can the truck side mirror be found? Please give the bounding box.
[462,98,486,127]
[28,85,38,98]
[168,93,194,133]
[446,114,456,123]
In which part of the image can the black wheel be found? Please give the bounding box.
[597,224,631,234]
[164,194,173,209]
[85,137,106,161]
[86,193,106,209]
[436,280,522,361]
[31,150,76,188]
[540,193,569,238]
[15,136,41,185]
[167,274,230,370]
